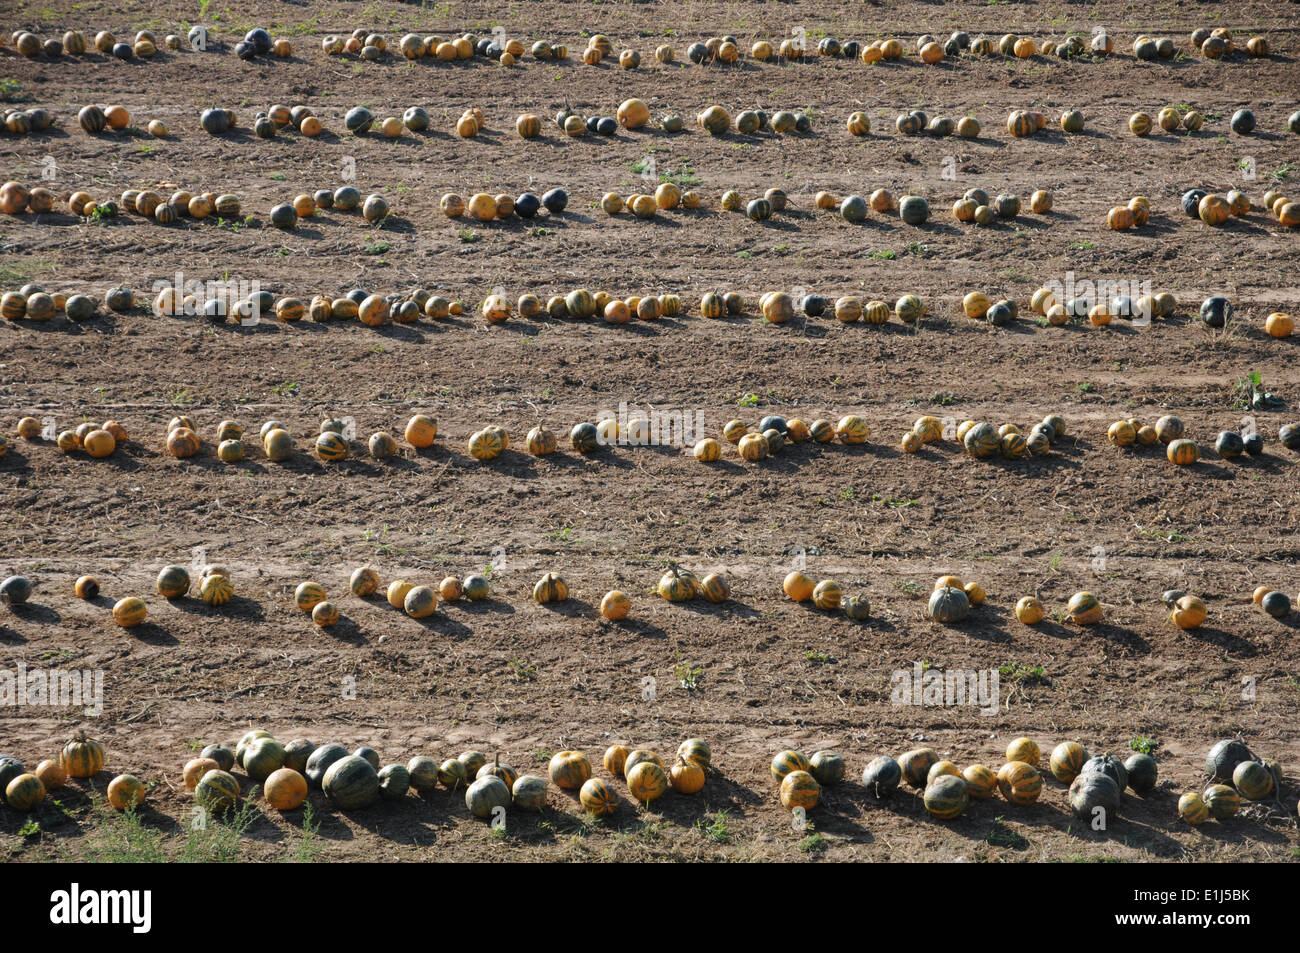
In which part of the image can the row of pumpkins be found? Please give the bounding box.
[1185,186,1300,229]
[182,733,714,816]
[771,737,1158,821]
[1,735,146,813]
[4,27,178,60]
[770,735,1290,826]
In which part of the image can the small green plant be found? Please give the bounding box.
[696,809,731,843]
[804,650,833,664]
[1129,736,1161,755]
[868,248,897,260]
[1070,239,1095,251]
[998,662,1048,685]
[459,228,478,243]
[509,658,537,681]
[1077,381,1095,394]
[737,392,760,408]
[674,661,703,690]
[272,381,299,396]
[797,831,826,852]
[363,240,391,255]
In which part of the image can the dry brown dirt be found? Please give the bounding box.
[1,0,1299,862]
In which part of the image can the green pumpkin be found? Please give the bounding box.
[809,751,845,786]
[862,756,902,797]
[282,739,315,775]
[1123,753,1158,794]
[243,738,286,782]
[305,743,349,788]
[1080,755,1128,793]
[200,745,236,773]
[459,750,488,779]
[322,755,380,809]
[512,774,549,811]
[354,746,381,770]
[840,195,868,223]
[928,586,970,623]
[156,564,191,598]
[899,195,929,225]
[1232,760,1274,801]
[437,758,468,790]
[1068,772,1120,821]
[1203,783,1240,819]
[195,769,240,813]
[378,764,411,800]
[0,756,26,794]
[1206,739,1253,782]
[406,756,441,792]
[899,748,939,788]
[923,775,968,820]
[963,422,1000,458]
[465,775,511,819]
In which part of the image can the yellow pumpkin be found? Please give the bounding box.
[1014,596,1044,624]
[1006,737,1041,767]
[835,415,869,444]
[627,761,669,804]
[107,774,147,811]
[783,571,815,602]
[600,590,631,620]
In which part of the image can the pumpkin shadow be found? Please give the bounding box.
[7,603,61,625]
[128,622,179,645]
[0,626,26,644]
[170,594,266,622]
[609,617,669,639]
[1091,623,1150,654]
[453,597,514,617]
[1182,625,1256,656]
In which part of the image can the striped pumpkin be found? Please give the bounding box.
[770,750,810,782]
[548,750,591,790]
[900,748,939,788]
[200,573,233,606]
[1129,112,1153,136]
[812,579,842,610]
[836,415,869,444]
[1006,738,1041,767]
[1178,792,1210,824]
[963,764,998,799]
[924,775,968,819]
[350,567,381,597]
[312,601,339,626]
[699,573,730,603]
[295,581,326,612]
[1049,741,1089,782]
[700,292,725,318]
[112,597,147,628]
[533,572,568,604]
[1166,439,1199,465]
[62,735,105,778]
[403,585,437,618]
[1066,591,1103,625]
[627,761,669,804]
[1007,111,1034,137]
[1203,783,1240,819]
[195,769,240,813]
[315,432,348,461]
[156,565,191,598]
[693,438,721,462]
[738,433,768,461]
[468,429,503,461]
[809,419,835,442]
[579,777,618,816]
[604,746,629,777]
[677,738,711,769]
[998,762,1043,805]
[863,300,891,324]
[846,112,871,136]
[779,770,820,810]
[167,427,200,458]
[895,295,924,323]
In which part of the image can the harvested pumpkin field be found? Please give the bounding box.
[1,0,1299,869]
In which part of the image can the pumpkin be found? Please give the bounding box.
[928,761,961,784]
[322,755,380,810]
[783,571,815,602]
[835,415,869,445]
[658,566,698,602]
[1266,312,1294,337]
[696,573,730,604]
[1068,772,1120,822]
[34,759,67,792]
[900,749,940,788]
[403,585,437,619]
[899,195,929,225]
[769,749,810,783]
[575,777,618,817]
[895,294,925,323]
[244,738,286,782]
[1232,760,1275,801]
[776,770,819,811]
[627,761,669,804]
[1079,755,1128,794]
[5,773,45,812]
[107,774,147,811]
[856,757,900,798]
[1203,784,1240,819]
[112,597,147,628]
[923,775,968,820]
[1199,194,1231,226]
[1066,591,1102,624]
[928,586,970,623]
[1178,792,1210,824]
[1004,738,1039,768]
[1049,742,1089,782]
[476,754,518,790]
[153,564,190,599]
[1206,739,1253,782]
[670,757,706,794]
[998,762,1043,805]
[261,768,308,811]
[199,573,233,607]
[1124,754,1158,794]
[463,575,490,600]
[547,750,591,790]
[464,775,510,819]
[963,764,998,799]
[842,593,871,620]
[1170,595,1207,630]
[1166,439,1199,466]
[807,580,841,611]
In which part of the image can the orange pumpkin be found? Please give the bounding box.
[264,767,309,810]
[34,759,67,790]
[669,756,706,794]
[107,774,147,810]
[183,757,220,790]
[62,734,105,778]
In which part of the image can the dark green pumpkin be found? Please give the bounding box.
[1206,739,1253,782]
[406,756,441,792]
[899,195,929,225]
[195,769,240,813]
[0,756,26,794]
[993,193,1020,219]
[345,106,374,134]
[305,743,349,788]
[354,746,381,770]
[862,756,902,797]
[322,755,380,809]
[269,204,298,229]
[840,195,868,223]
[1278,424,1300,451]
[809,751,845,786]
[1068,772,1120,821]
[1080,755,1128,793]
[378,764,410,800]
[465,775,511,819]
[282,739,315,775]
[243,738,286,782]
[928,586,970,623]
[201,744,236,773]
[923,775,969,820]
[1123,753,1158,794]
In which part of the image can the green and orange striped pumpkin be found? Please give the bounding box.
[579,777,618,816]
[627,761,669,804]
[997,762,1043,805]
[156,565,191,598]
[1167,438,1199,465]
[924,775,969,820]
[963,764,998,799]
[548,750,592,789]
[195,769,240,813]
[1049,741,1089,782]
[899,748,939,788]
[770,749,810,782]
[1066,591,1102,625]
[779,770,820,811]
